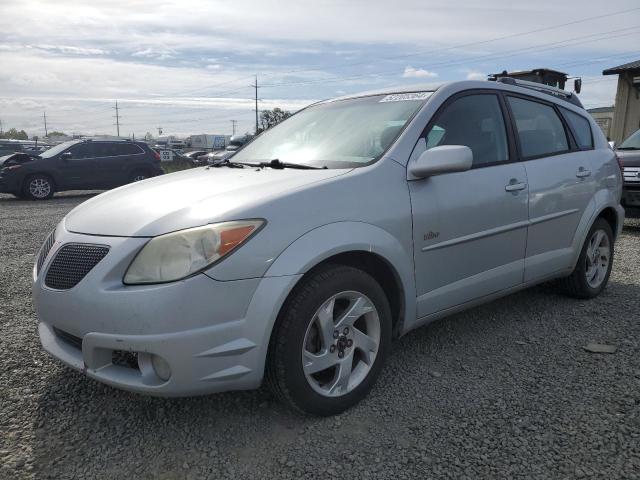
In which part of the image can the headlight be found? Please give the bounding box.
[123,220,264,285]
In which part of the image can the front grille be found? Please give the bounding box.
[45,244,109,290]
[52,326,83,350]
[623,166,640,184]
[36,230,56,275]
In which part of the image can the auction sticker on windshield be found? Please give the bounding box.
[379,92,433,102]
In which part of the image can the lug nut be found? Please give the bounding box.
[333,330,339,339]
[338,351,344,358]
[343,327,349,335]
[329,345,336,353]
[347,339,353,347]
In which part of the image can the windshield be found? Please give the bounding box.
[39,140,80,158]
[619,130,640,149]
[233,92,432,167]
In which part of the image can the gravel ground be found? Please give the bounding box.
[1,191,639,479]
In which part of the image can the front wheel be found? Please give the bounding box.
[559,218,614,299]
[23,174,54,200]
[267,264,392,416]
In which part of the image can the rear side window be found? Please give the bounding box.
[561,108,593,149]
[507,97,568,158]
[425,94,509,167]
[114,144,144,155]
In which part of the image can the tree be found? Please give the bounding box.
[47,131,66,137]
[259,108,292,132]
[0,128,28,140]
[144,132,155,142]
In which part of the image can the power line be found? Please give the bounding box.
[261,27,640,88]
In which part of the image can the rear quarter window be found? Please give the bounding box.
[561,108,593,150]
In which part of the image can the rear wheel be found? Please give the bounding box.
[23,174,54,200]
[267,264,392,416]
[559,218,614,299]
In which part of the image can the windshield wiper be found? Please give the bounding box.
[250,159,326,170]
[207,158,326,170]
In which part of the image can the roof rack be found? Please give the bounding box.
[491,77,584,109]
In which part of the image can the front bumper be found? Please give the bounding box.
[34,224,301,396]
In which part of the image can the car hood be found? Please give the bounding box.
[65,166,350,237]
[616,149,640,167]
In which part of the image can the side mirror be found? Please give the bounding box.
[60,151,72,161]
[409,145,473,178]
[574,78,582,94]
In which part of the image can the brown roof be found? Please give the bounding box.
[603,60,640,75]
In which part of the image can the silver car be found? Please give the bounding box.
[34,80,624,415]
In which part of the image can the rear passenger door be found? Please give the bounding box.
[410,91,529,318]
[506,95,596,282]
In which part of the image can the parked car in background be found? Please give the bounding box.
[34,80,623,415]
[0,138,163,199]
[181,150,209,165]
[0,139,49,157]
[204,135,249,164]
[616,129,640,215]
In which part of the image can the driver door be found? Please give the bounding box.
[57,143,98,189]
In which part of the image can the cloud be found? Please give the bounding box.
[466,71,486,80]
[403,67,438,78]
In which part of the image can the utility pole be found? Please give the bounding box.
[0,118,3,134]
[43,111,48,137]
[113,101,121,137]
[230,120,237,136]
[251,75,259,135]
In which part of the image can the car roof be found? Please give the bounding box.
[323,79,583,109]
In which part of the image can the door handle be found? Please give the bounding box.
[505,180,527,192]
[576,167,592,178]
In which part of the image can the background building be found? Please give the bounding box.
[587,106,615,140]
[603,60,640,145]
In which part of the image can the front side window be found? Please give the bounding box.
[508,97,569,158]
[232,92,432,168]
[425,94,509,167]
[561,108,593,150]
[68,143,93,159]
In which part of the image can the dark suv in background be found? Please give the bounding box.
[617,129,640,216]
[0,139,163,200]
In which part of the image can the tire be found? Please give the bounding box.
[23,174,54,200]
[266,264,392,416]
[559,218,614,299]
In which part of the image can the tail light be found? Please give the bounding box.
[153,150,160,162]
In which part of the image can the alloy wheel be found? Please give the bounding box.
[585,229,610,289]
[301,291,380,397]
[29,178,51,199]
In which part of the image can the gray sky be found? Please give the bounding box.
[0,0,638,138]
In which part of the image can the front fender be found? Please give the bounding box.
[264,221,416,334]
